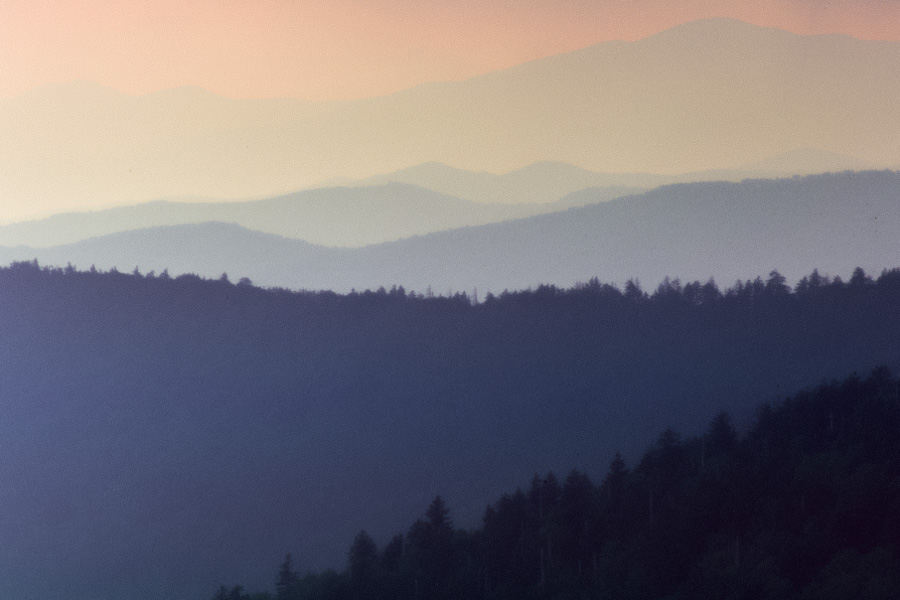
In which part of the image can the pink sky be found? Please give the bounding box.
[2,0,900,100]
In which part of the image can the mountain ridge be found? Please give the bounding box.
[334,149,875,205]
[0,181,641,248]
[4,171,898,294]
[3,18,899,220]
[1,256,899,600]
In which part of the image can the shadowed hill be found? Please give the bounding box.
[1,262,899,600]
[215,367,900,600]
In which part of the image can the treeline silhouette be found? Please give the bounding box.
[2,261,900,599]
[210,367,900,600]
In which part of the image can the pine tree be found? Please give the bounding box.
[348,530,379,586]
[275,553,298,600]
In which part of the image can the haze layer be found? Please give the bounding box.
[3,19,900,222]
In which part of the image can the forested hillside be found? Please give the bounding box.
[213,367,900,600]
[1,262,899,599]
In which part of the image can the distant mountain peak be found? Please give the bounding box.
[632,17,803,54]
[646,17,795,40]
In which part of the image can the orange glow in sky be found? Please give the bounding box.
[2,0,900,100]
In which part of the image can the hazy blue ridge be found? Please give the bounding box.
[0,182,606,249]
[2,171,898,294]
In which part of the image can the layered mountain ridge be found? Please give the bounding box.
[3,171,897,294]
[0,179,640,248]
[3,18,899,220]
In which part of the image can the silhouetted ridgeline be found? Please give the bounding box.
[1,262,900,600]
[211,367,900,600]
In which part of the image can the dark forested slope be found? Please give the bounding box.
[1,263,899,599]
[218,367,900,600]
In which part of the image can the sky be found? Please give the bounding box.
[3,0,900,101]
